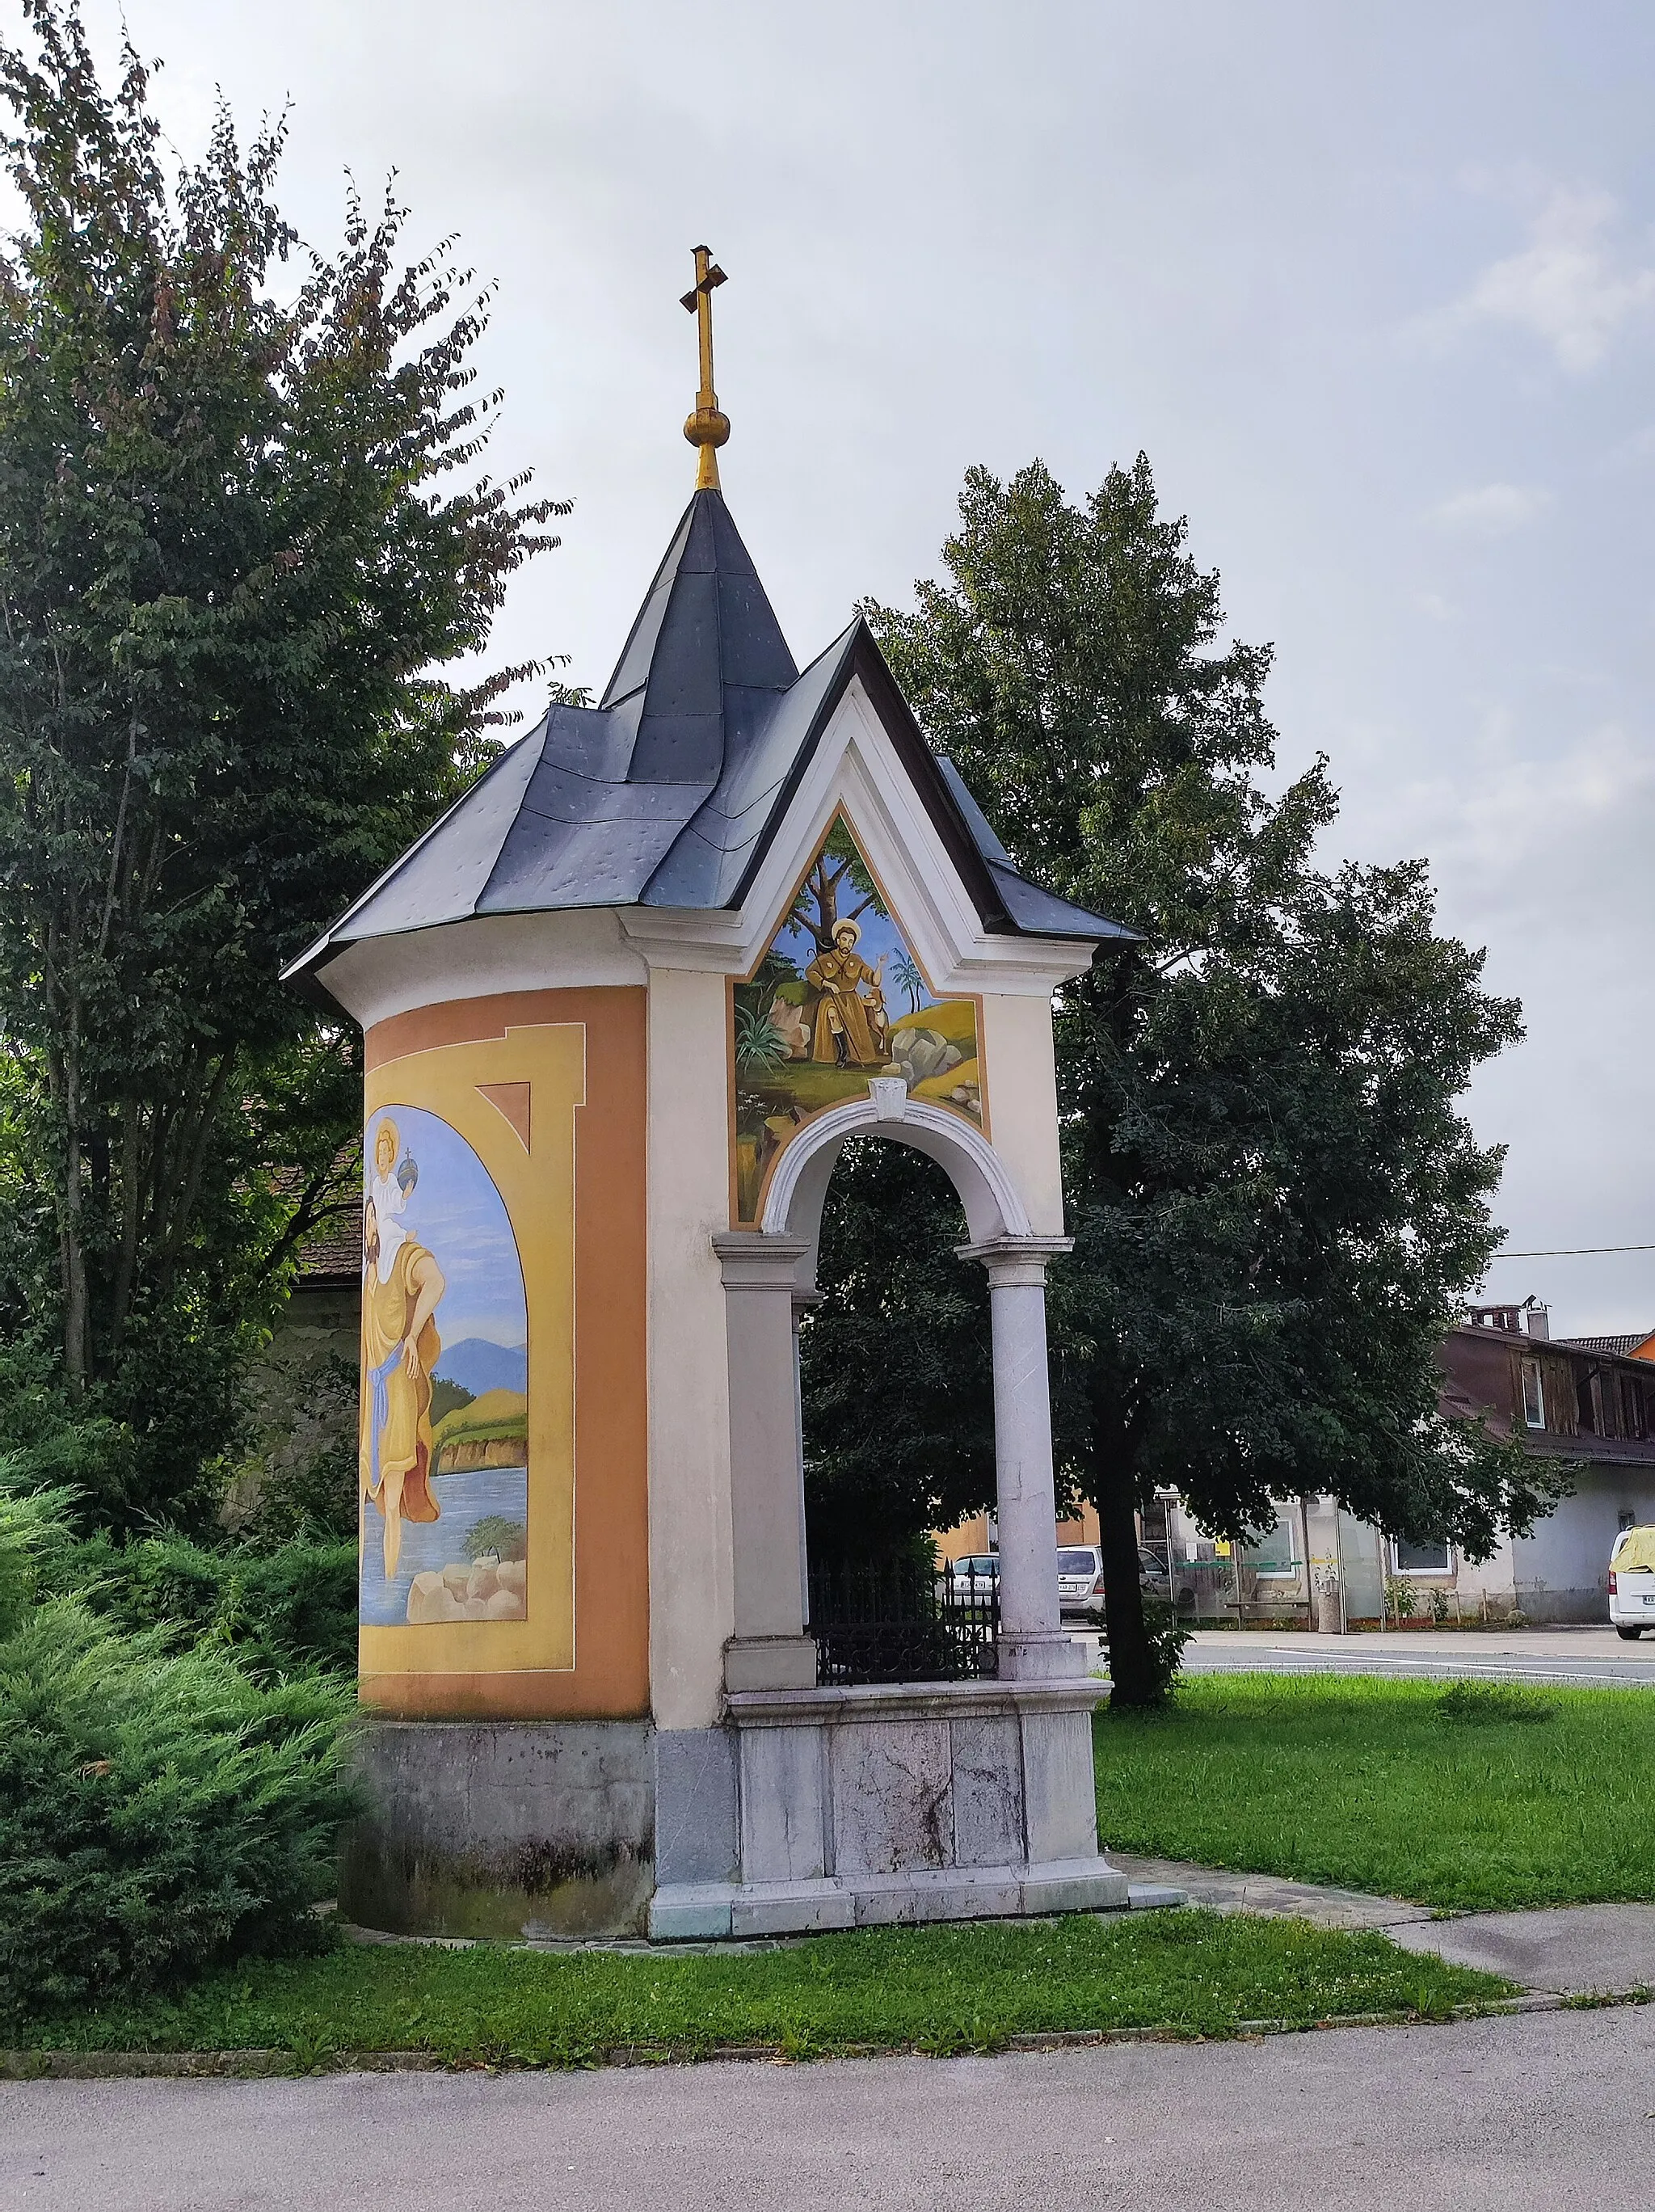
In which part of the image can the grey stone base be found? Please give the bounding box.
[651,1856,1132,1940]
[342,1720,655,1940]
[345,1683,1123,1945]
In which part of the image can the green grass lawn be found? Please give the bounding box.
[15,1912,1506,2064]
[1096,1674,1655,1911]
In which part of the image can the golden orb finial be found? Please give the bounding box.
[680,244,729,490]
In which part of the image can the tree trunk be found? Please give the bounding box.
[1093,1436,1159,1707]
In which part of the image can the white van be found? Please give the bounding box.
[1608,1526,1655,1639]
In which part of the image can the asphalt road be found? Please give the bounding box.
[1177,1624,1655,1688]
[6,2008,1654,2211]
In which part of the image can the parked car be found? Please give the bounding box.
[941,1554,1000,1607]
[1608,1526,1655,1639]
[1058,1544,1173,1623]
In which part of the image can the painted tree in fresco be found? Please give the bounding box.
[790,822,884,951]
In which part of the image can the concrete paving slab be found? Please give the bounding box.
[1108,1852,1431,1931]
[1390,1903,1655,1995]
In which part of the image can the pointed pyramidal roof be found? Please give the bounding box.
[286,487,1131,986]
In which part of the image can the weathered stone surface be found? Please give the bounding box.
[730,1879,856,1937]
[343,1720,654,1940]
[850,1866,1023,1927]
[829,1721,952,1877]
[738,1724,826,1883]
[648,1882,735,1940]
[949,1716,1024,1868]
[1021,1856,1131,1915]
[654,1728,739,1886]
[1019,1707,1101,1864]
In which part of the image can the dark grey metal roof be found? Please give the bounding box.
[286,489,1133,988]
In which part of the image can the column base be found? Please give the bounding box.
[723,1633,819,1692]
[997,1630,1086,1680]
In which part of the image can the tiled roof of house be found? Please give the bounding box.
[1556,1333,1653,1356]
[294,1207,360,1287]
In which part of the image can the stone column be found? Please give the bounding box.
[712,1232,819,1692]
[958,1235,1082,1681]
[792,1288,820,1632]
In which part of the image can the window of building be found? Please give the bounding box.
[1520,1357,1545,1430]
[1621,1377,1646,1441]
[1594,1373,1616,1438]
[1240,1505,1302,1578]
[1392,1536,1453,1575]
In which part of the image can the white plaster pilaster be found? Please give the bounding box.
[713,1232,819,1693]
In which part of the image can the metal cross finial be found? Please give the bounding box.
[681,244,730,491]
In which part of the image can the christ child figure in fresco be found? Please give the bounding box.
[360,1118,446,1579]
[806,918,890,1067]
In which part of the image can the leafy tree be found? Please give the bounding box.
[862,457,1556,1704]
[0,4,562,1523]
[801,1140,997,1570]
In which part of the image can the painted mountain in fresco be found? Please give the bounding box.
[433,1338,529,1400]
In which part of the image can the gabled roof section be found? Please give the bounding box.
[600,488,798,784]
[284,490,1133,989]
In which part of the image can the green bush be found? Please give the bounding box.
[57,1527,358,1676]
[1139,1592,1193,1700]
[0,1480,357,2025]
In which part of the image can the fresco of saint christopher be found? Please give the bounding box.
[360,1117,446,1578]
[806,918,890,1067]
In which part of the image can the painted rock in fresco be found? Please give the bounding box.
[405,1564,529,1625]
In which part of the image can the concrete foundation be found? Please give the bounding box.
[341,1721,655,1940]
[346,1679,1128,1943]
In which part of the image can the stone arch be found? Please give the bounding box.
[758,1094,1032,1264]
[718,1090,1079,1696]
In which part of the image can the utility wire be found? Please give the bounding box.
[1491,1243,1655,1259]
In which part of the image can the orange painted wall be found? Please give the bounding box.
[935,1502,1101,1563]
[360,988,650,1721]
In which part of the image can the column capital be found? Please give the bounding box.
[954,1233,1073,1287]
[712,1230,813,1288]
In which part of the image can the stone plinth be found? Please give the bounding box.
[342,1720,655,1940]
[650,1676,1126,1940]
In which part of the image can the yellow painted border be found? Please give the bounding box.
[360,1022,586,1679]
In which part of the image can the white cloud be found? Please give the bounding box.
[1449,186,1655,373]
[1429,482,1550,537]
[1375,714,1655,934]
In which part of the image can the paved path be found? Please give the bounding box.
[1110,1852,1435,1932]
[1110,1852,1655,1994]
[7,2008,1655,2210]
[1389,1904,1655,1993]
[1179,1624,1655,1687]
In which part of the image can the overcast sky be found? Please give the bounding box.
[81,0,1655,1334]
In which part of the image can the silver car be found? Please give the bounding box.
[1057,1544,1173,1622]
[1058,1545,1106,1621]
